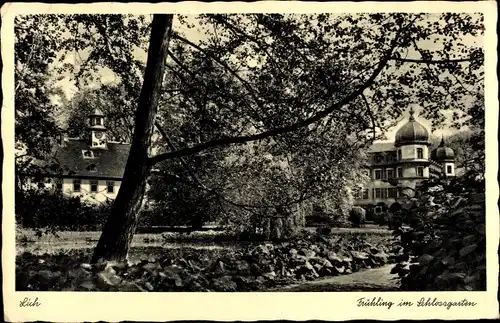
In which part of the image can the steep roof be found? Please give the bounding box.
[394,108,429,146]
[431,137,455,161]
[90,108,105,116]
[51,139,130,179]
[368,142,396,153]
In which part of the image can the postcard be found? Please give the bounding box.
[2,1,498,321]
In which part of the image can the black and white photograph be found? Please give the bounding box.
[2,1,498,321]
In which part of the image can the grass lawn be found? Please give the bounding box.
[16,229,245,260]
[16,225,393,262]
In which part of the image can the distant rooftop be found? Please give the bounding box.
[367,142,396,153]
[29,138,132,179]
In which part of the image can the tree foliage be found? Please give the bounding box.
[391,171,485,291]
[15,15,63,162]
[62,84,135,142]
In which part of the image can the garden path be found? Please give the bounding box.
[267,264,399,292]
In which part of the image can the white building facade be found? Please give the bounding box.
[20,108,130,204]
[354,108,456,214]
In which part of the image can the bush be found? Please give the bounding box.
[348,206,366,227]
[316,226,332,236]
[391,171,485,291]
[16,231,396,291]
[389,202,402,213]
[16,188,111,231]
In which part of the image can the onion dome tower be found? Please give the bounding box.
[431,136,456,177]
[394,107,431,196]
[395,107,430,146]
[87,108,107,149]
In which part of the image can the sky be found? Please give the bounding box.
[380,106,461,142]
[46,13,482,142]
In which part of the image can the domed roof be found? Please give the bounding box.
[395,108,429,146]
[89,108,105,116]
[431,137,455,161]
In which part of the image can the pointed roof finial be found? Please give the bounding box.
[439,134,445,147]
[409,107,415,121]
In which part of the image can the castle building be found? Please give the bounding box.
[354,108,456,214]
[19,108,131,203]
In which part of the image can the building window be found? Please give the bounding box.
[92,117,103,126]
[374,153,384,163]
[397,149,402,161]
[390,152,397,163]
[374,206,384,214]
[73,179,81,192]
[375,188,382,199]
[374,169,382,180]
[397,167,403,178]
[55,179,63,191]
[447,165,452,174]
[417,166,424,177]
[388,188,398,198]
[107,181,115,193]
[90,180,98,192]
[82,150,94,159]
[386,169,394,179]
[363,189,369,200]
[417,148,424,159]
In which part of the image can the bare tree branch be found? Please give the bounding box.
[361,93,378,141]
[149,18,421,166]
[171,33,264,110]
[390,57,475,64]
[149,30,400,166]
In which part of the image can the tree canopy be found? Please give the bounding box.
[14,13,485,260]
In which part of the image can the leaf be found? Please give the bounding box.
[79,279,95,290]
[459,244,477,257]
[417,254,434,266]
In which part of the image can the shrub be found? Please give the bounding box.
[16,230,397,291]
[391,171,485,291]
[16,188,111,231]
[389,202,402,213]
[316,226,332,236]
[348,206,366,228]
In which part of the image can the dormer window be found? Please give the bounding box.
[82,150,94,159]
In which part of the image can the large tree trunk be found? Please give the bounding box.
[92,15,173,263]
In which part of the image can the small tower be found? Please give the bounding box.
[431,136,456,178]
[87,108,107,149]
[394,107,431,195]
